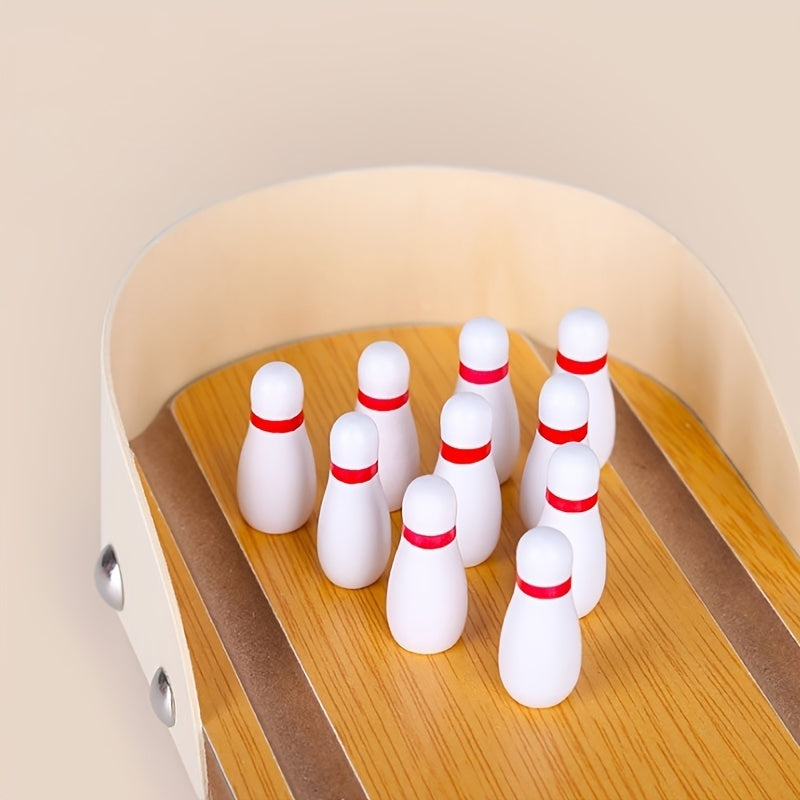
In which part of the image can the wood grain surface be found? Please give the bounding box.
[154,325,800,799]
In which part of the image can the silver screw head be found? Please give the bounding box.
[149,667,176,728]
[94,544,124,611]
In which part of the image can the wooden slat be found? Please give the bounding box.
[172,325,800,799]
[609,358,800,642]
[138,469,292,800]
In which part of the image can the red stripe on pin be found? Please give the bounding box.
[458,361,509,384]
[546,489,598,513]
[402,525,456,549]
[440,440,491,464]
[516,575,572,599]
[537,420,588,445]
[330,461,378,484]
[357,389,409,411]
[556,351,608,375]
[250,409,304,433]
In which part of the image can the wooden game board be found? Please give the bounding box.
[132,325,800,800]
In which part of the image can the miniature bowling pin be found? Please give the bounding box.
[236,361,317,533]
[386,475,468,654]
[433,392,501,567]
[498,525,582,708]
[553,307,615,466]
[519,374,590,529]
[455,317,520,483]
[317,412,391,589]
[356,341,420,511]
[538,442,605,617]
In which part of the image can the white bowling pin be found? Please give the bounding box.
[552,307,615,466]
[455,317,520,483]
[317,412,391,589]
[236,361,317,533]
[538,442,606,617]
[433,392,501,567]
[498,525,582,708]
[519,374,590,529]
[356,341,420,511]
[386,475,468,654]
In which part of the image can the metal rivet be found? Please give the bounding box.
[94,544,124,611]
[150,667,176,728]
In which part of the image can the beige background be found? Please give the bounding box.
[2,3,798,798]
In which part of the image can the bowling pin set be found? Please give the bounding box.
[236,308,615,709]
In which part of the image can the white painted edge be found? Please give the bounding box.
[100,282,207,799]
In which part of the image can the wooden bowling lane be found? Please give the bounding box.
[133,325,800,799]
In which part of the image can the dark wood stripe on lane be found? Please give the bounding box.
[206,734,236,800]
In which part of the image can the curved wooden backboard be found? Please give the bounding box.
[109,167,799,543]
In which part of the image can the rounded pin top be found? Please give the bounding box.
[546,442,600,500]
[250,361,304,420]
[402,474,457,536]
[358,341,410,399]
[329,412,378,470]
[516,526,573,587]
[458,317,509,371]
[440,392,492,449]
[557,308,609,362]
[538,374,589,430]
